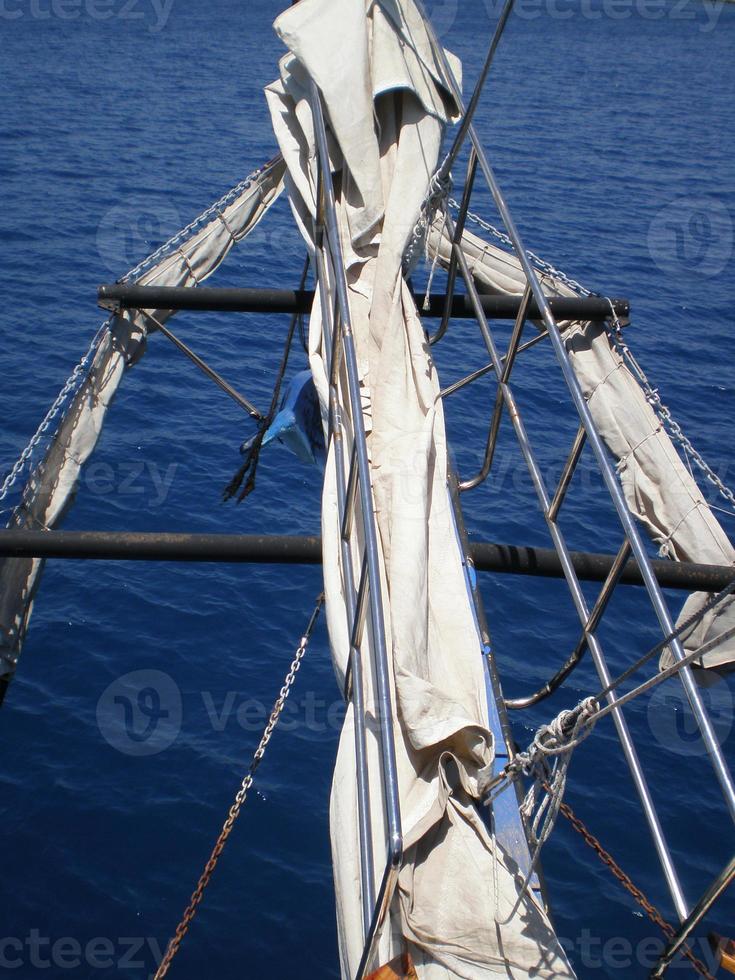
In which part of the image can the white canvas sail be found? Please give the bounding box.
[427,220,735,672]
[267,1,575,976]
[0,157,285,693]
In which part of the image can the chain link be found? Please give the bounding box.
[604,301,735,514]
[121,166,266,284]
[451,199,735,515]
[449,199,593,297]
[0,322,110,509]
[557,797,715,979]
[1,168,272,515]
[153,594,324,980]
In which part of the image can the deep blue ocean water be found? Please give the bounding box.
[1,1,734,977]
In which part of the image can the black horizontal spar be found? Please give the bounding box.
[98,284,629,322]
[0,530,729,592]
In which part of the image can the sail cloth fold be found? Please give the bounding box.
[267,2,574,976]
[427,221,735,671]
[0,157,285,694]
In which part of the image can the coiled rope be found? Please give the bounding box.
[484,576,735,925]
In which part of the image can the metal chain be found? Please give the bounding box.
[605,301,735,514]
[557,797,715,979]
[451,199,735,515]
[0,322,110,508]
[153,594,324,980]
[449,199,593,297]
[1,167,271,513]
[121,166,266,284]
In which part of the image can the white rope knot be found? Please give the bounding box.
[533,696,599,758]
[489,696,600,921]
[402,165,452,274]
[427,168,452,209]
[501,696,599,788]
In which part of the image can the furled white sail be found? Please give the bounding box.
[267,1,575,976]
[0,157,285,693]
[427,221,735,671]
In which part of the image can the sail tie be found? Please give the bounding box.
[215,208,238,248]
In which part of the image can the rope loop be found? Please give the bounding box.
[533,696,599,757]
[505,696,599,786]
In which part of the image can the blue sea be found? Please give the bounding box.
[1,1,734,977]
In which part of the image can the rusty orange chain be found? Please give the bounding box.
[154,593,324,979]
[557,796,715,979]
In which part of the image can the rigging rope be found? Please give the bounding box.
[593,577,735,707]
[484,576,735,919]
[496,574,735,781]
[141,312,263,420]
[490,696,599,923]
[223,254,311,503]
[153,593,324,980]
